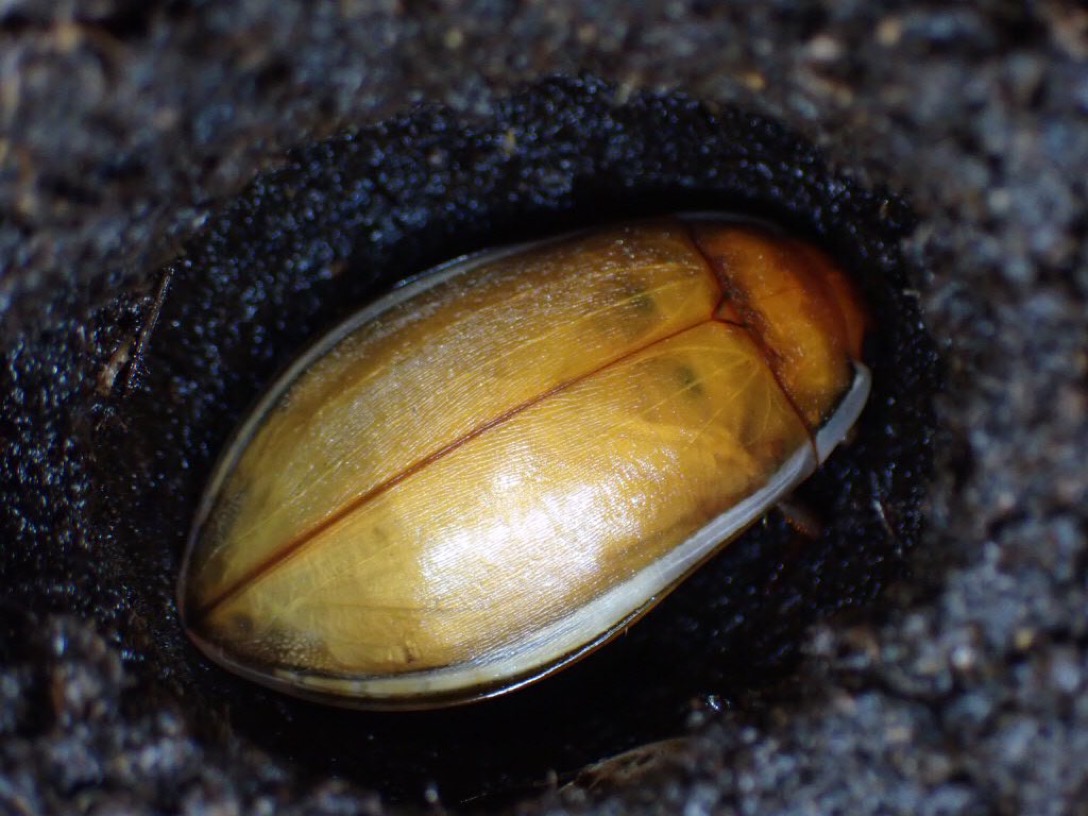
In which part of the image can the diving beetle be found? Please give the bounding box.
[178,214,870,709]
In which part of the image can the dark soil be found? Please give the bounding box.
[2,2,1086,814]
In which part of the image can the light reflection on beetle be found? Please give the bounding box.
[177,214,870,709]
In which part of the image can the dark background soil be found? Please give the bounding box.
[2,2,1086,814]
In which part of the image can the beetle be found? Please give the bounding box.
[177,214,870,709]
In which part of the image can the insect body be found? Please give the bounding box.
[178,215,870,709]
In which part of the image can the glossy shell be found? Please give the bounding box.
[178,215,871,709]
